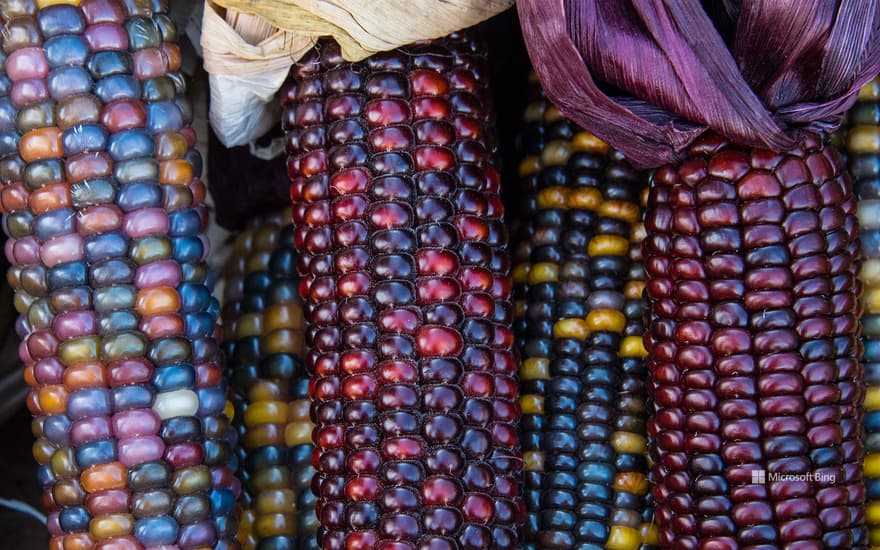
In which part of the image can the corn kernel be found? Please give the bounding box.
[620,335,648,358]
[540,140,572,166]
[536,186,569,209]
[600,200,640,223]
[587,309,627,333]
[528,262,559,284]
[520,395,544,415]
[520,358,550,380]
[588,234,629,256]
[606,525,642,550]
[572,131,611,154]
[567,187,603,210]
[553,318,590,340]
[612,431,647,454]
[512,264,531,284]
[614,471,650,495]
[523,451,545,471]
[518,156,541,177]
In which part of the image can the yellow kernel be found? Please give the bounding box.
[631,223,647,243]
[520,358,550,380]
[611,431,647,454]
[606,525,642,550]
[587,309,626,333]
[640,523,660,545]
[624,281,645,300]
[865,453,880,478]
[288,398,311,421]
[520,395,544,415]
[36,0,81,6]
[867,386,880,412]
[867,500,880,525]
[866,288,880,314]
[613,472,650,495]
[859,78,880,100]
[244,401,288,426]
[537,186,569,209]
[588,235,629,256]
[863,259,880,286]
[528,262,559,284]
[599,200,640,223]
[512,264,531,284]
[849,125,880,155]
[568,187,603,210]
[253,513,296,538]
[620,335,647,358]
[284,421,313,446]
[572,131,611,154]
[246,251,271,274]
[553,318,590,340]
[265,303,304,332]
[540,140,572,166]
[518,156,541,177]
[523,101,545,123]
[523,451,545,471]
[514,299,527,319]
[224,400,235,422]
[234,313,264,338]
[544,105,564,123]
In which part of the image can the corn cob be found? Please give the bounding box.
[845,76,880,548]
[282,34,523,549]
[644,132,865,549]
[0,1,239,548]
[512,78,656,550]
[220,210,318,550]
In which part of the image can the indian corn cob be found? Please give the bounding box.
[282,34,524,549]
[221,210,318,550]
[0,1,239,548]
[644,132,865,549]
[846,77,880,548]
[511,78,656,550]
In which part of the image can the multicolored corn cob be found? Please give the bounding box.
[221,210,318,550]
[282,34,523,549]
[644,132,866,549]
[845,76,880,548]
[511,77,656,550]
[0,1,239,548]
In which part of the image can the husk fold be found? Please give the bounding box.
[517,0,880,167]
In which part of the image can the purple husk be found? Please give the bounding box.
[518,0,880,167]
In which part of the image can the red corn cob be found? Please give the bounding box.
[281,34,523,550]
[644,132,866,549]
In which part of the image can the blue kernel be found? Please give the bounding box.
[58,506,91,533]
[95,75,141,103]
[147,101,183,133]
[87,51,133,79]
[0,98,17,132]
[48,66,93,101]
[75,439,117,469]
[118,182,162,211]
[197,388,226,416]
[168,210,201,237]
[42,414,71,445]
[0,131,19,156]
[184,312,215,339]
[179,283,211,313]
[85,231,129,263]
[36,465,56,488]
[173,237,204,263]
[153,364,196,392]
[67,388,112,419]
[112,385,154,411]
[93,285,136,312]
[90,258,135,286]
[576,462,616,484]
[210,489,235,516]
[134,515,179,546]
[62,124,108,156]
[99,310,140,334]
[865,411,880,432]
[37,5,85,37]
[108,129,154,161]
[33,208,75,241]
[48,261,87,289]
[43,35,89,68]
